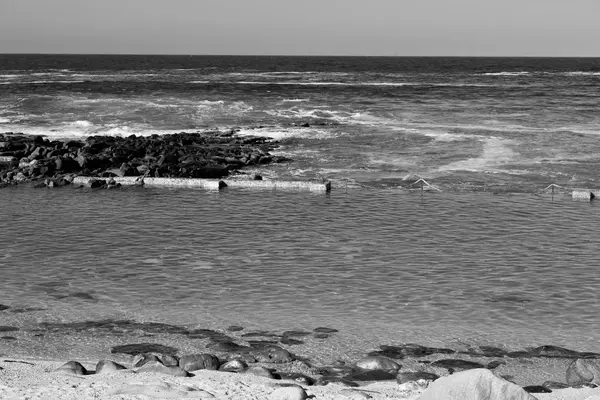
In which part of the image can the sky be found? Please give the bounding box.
[0,0,599,56]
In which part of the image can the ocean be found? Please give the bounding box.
[1,55,600,363]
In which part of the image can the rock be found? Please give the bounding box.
[132,353,161,368]
[96,360,127,374]
[110,343,178,356]
[136,360,190,377]
[418,369,536,400]
[219,359,248,372]
[282,330,312,337]
[566,358,600,385]
[268,385,308,400]
[369,343,455,359]
[355,356,401,372]
[280,337,304,345]
[346,369,397,381]
[0,326,18,332]
[244,366,276,379]
[397,379,431,392]
[179,353,220,371]
[313,333,330,339]
[430,359,485,371]
[487,360,506,370]
[55,361,88,376]
[252,345,294,363]
[278,372,315,385]
[227,325,244,332]
[0,304,10,311]
[314,327,338,333]
[397,371,439,384]
[159,354,180,367]
[542,381,569,390]
[523,385,552,393]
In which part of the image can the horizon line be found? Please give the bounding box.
[1,52,600,59]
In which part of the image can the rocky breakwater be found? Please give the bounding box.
[0,131,285,188]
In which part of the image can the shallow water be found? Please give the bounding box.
[1,185,600,362]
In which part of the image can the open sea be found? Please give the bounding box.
[1,55,600,363]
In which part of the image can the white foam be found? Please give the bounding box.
[437,137,516,172]
[235,126,334,141]
[482,71,531,76]
[281,98,309,102]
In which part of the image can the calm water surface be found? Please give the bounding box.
[1,185,599,361]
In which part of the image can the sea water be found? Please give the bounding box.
[1,55,600,361]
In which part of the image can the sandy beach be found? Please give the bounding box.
[3,355,600,399]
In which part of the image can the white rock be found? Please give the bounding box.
[355,356,401,371]
[268,385,308,400]
[418,368,535,400]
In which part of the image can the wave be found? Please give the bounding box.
[281,98,310,102]
[481,72,531,76]
[437,137,517,173]
[234,126,336,141]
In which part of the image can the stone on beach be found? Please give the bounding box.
[133,353,161,368]
[179,353,220,371]
[355,356,401,372]
[252,345,295,363]
[397,371,439,384]
[110,342,179,356]
[55,360,88,376]
[95,359,127,374]
[418,368,536,400]
[268,385,308,400]
[566,358,600,385]
[430,358,485,371]
[219,359,248,372]
[244,365,277,379]
[136,360,191,377]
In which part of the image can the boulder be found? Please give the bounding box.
[132,353,161,368]
[179,353,220,371]
[136,360,190,377]
[418,368,536,400]
[219,359,248,372]
[244,366,276,379]
[355,356,400,372]
[55,361,87,376]
[110,343,178,356]
[268,385,308,400]
[252,345,294,363]
[566,358,600,385]
[397,371,439,384]
[96,360,127,374]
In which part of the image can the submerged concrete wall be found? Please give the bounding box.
[72,176,331,192]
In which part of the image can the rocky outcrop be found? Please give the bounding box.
[0,131,286,187]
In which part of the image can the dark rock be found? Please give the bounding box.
[368,344,455,359]
[397,371,439,383]
[430,359,485,371]
[242,331,281,338]
[529,345,587,358]
[179,353,220,371]
[248,340,280,348]
[278,372,315,385]
[251,345,295,363]
[475,346,508,357]
[187,328,233,342]
[110,343,178,356]
[1,336,17,340]
[96,360,127,374]
[313,333,330,339]
[542,381,569,390]
[523,385,552,393]
[219,359,248,372]
[345,370,397,381]
[0,305,10,311]
[227,325,244,332]
[280,337,304,345]
[0,326,19,332]
[486,360,506,370]
[206,340,249,353]
[55,361,88,376]
[282,330,312,337]
[314,327,338,333]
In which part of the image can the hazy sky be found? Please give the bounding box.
[1,0,599,56]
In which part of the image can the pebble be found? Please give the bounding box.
[96,360,127,374]
[55,361,87,376]
[268,385,308,400]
